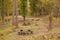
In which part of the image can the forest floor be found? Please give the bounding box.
[0,16,60,40]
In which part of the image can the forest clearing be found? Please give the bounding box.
[0,0,60,40]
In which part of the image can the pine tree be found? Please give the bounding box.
[20,0,27,25]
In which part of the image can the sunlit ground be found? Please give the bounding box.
[0,16,60,40]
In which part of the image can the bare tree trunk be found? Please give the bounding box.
[15,0,19,28]
[23,16,26,25]
[12,0,18,28]
[48,9,53,31]
[41,2,44,16]
[1,0,5,24]
[0,10,1,21]
[12,0,15,26]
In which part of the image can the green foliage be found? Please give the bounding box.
[0,0,60,18]
[20,0,27,16]
[0,0,12,23]
[30,0,60,17]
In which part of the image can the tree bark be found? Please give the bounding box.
[48,9,53,31]
[12,0,18,28]
[1,0,5,24]
[23,16,26,25]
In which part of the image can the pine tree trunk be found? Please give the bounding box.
[49,15,52,31]
[1,0,5,24]
[23,16,26,25]
[12,0,18,28]
[12,0,15,26]
[0,10,1,21]
[48,10,53,31]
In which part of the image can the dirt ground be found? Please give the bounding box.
[0,16,60,40]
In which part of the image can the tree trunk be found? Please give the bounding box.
[1,0,5,24]
[12,0,15,26]
[23,16,26,25]
[12,0,18,28]
[48,9,53,31]
[0,10,1,21]
[49,15,52,31]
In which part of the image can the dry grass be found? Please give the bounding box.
[0,16,60,40]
